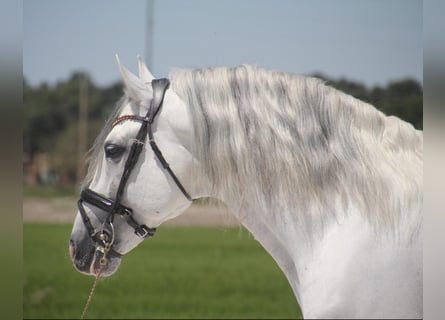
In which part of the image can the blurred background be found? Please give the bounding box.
[23,0,422,319]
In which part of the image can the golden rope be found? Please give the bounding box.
[80,241,111,319]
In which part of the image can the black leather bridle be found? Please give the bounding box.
[77,78,193,254]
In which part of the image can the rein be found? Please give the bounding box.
[80,239,111,320]
[78,78,193,318]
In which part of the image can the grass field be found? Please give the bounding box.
[24,223,301,319]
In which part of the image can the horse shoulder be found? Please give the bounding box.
[299,213,422,318]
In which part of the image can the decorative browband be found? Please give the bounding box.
[111,115,143,127]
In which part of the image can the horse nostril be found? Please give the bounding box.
[69,239,75,260]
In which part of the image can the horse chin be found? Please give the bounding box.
[89,249,122,277]
[70,243,122,277]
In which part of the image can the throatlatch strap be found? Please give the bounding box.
[146,80,193,201]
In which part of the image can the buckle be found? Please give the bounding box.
[121,207,133,216]
[134,225,156,238]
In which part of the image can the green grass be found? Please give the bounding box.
[24,224,301,319]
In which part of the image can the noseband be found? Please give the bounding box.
[77,78,193,254]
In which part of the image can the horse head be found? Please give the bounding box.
[69,56,203,276]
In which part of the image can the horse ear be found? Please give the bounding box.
[115,55,152,104]
[137,55,154,83]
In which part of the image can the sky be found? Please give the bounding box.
[23,0,422,88]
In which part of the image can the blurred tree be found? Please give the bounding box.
[381,79,423,129]
[312,73,422,130]
[24,72,123,183]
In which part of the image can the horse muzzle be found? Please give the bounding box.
[69,237,123,277]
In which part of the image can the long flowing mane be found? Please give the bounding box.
[171,65,422,239]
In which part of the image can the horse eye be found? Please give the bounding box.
[104,143,125,160]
